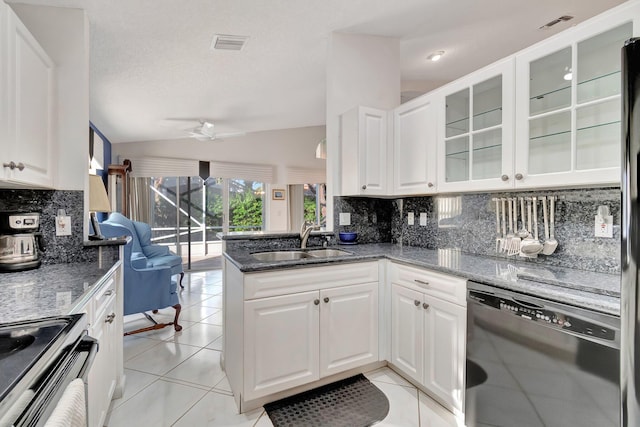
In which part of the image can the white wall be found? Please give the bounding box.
[264,183,289,232]
[12,4,89,192]
[112,125,326,184]
[326,33,400,227]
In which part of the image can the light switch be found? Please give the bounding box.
[55,216,72,236]
[407,212,414,225]
[420,212,427,226]
[339,212,351,226]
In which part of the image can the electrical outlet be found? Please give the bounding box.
[55,216,72,236]
[595,215,613,238]
[407,212,415,225]
[339,212,351,226]
[420,212,427,226]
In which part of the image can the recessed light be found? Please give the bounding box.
[427,51,445,62]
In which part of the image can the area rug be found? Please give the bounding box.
[264,374,390,427]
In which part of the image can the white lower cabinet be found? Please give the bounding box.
[244,291,320,401]
[243,282,379,401]
[226,261,380,408]
[72,261,124,427]
[389,264,466,414]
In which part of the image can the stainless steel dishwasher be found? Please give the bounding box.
[465,281,620,427]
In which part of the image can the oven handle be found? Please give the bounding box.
[76,336,99,381]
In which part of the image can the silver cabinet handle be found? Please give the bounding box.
[414,300,420,306]
[501,174,509,181]
[3,161,16,170]
[361,185,367,190]
[427,182,434,188]
[423,303,430,310]
[324,297,329,303]
[314,299,320,305]
[515,173,523,180]
[16,162,24,171]
[105,313,116,324]
[414,279,429,286]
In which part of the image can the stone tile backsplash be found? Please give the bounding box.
[0,189,97,265]
[336,187,621,274]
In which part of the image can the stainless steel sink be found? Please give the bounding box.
[305,249,353,258]
[251,248,353,262]
[252,251,311,261]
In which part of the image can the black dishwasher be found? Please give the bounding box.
[465,281,619,427]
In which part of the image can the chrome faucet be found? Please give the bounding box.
[300,221,321,249]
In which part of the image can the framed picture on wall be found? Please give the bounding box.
[272,189,285,200]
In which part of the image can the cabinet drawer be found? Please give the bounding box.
[244,261,379,300]
[92,273,116,322]
[388,263,466,306]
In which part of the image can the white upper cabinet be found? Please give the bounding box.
[437,59,515,192]
[341,106,388,196]
[514,7,638,188]
[393,94,437,195]
[1,4,56,188]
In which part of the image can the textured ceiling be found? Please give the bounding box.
[8,0,627,143]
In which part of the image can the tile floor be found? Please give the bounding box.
[106,270,461,427]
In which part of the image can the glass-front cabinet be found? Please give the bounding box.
[438,59,515,191]
[514,20,634,187]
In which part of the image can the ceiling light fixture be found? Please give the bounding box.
[539,15,574,30]
[427,51,445,62]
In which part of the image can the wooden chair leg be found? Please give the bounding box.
[173,303,182,331]
[179,272,185,289]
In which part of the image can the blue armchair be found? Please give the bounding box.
[100,212,184,335]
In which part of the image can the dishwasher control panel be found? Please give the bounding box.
[469,290,616,341]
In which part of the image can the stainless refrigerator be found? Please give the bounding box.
[622,37,640,427]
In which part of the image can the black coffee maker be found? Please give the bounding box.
[0,212,44,272]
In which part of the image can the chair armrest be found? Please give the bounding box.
[100,222,132,239]
[144,245,171,258]
[130,252,150,269]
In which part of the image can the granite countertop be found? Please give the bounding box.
[0,260,120,323]
[224,243,621,316]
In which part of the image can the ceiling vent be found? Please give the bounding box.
[210,34,248,51]
[539,15,574,30]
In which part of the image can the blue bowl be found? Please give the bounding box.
[339,232,357,242]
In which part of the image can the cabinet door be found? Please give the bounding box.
[244,291,320,400]
[438,59,515,192]
[393,95,437,195]
[423,296,466,412]
[514,20,633,188]
[4,8,55,188]
[390,283,423,384]
[319,282,378,377]
[87,295,117,427]
[340,106,388,196]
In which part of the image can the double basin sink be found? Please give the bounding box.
[252,248,352,262]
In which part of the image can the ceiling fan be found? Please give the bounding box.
[186,120,246,141]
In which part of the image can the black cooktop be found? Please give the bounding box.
[0,314,83,402]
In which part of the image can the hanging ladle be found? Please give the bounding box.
[542,196,559,255]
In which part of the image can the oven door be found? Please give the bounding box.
[7,335,98,427]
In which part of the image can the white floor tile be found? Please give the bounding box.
[201,309,223,326]
[177,305,222,322]
[109,369,160,410]
[254,412,275,427]
[374,381,420,426]
[365,366,415,388]
[213,375,233,395]
[123,336,162,361]
[172,391,264,427]
[164,348,226,388]
[125,341,201,376]
[165,323,223,348]
[206,335,224,351]
[418,391,463,427]
[108,379,207,427]
[200,295,223,308]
